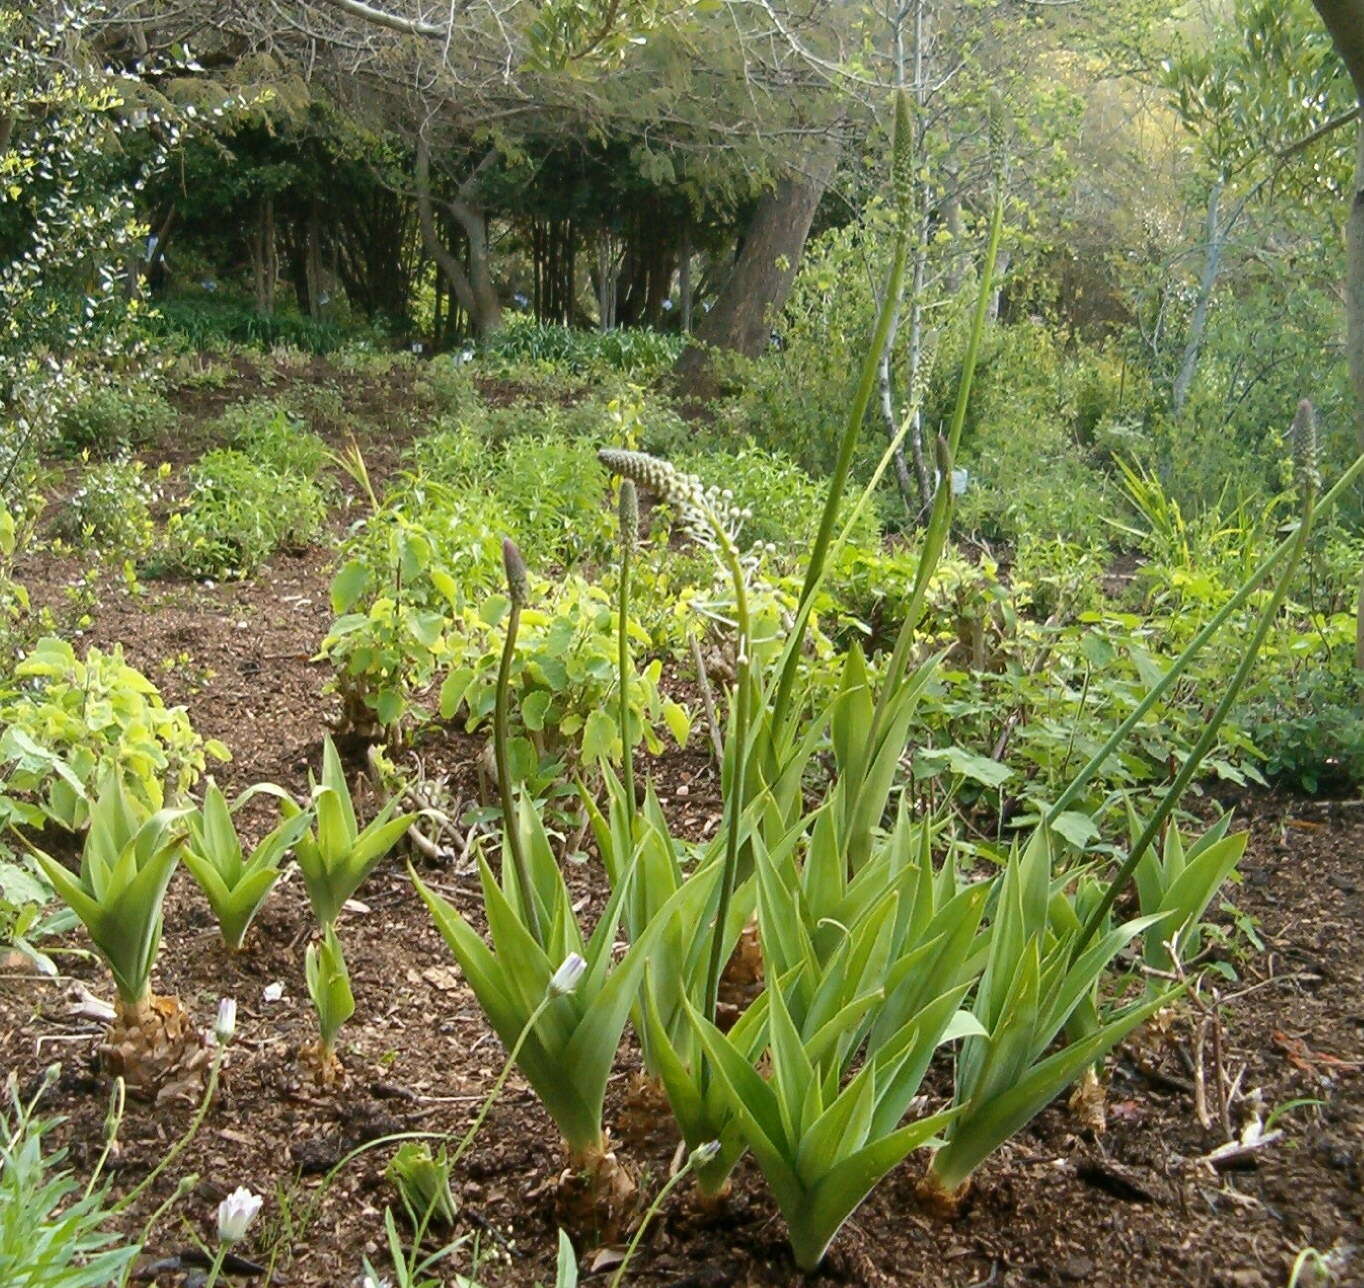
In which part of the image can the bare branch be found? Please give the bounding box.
[314,0,446,38]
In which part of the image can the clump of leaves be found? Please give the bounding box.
[286,736,415,1083]
[161,449,327,579]
[438,575,690,774]
[182,780,311,950]
[27,775,208,1100]
[0,636,228,830]
[0,1070,139,1287]
[51,457,163,558]
[53,383,177,458]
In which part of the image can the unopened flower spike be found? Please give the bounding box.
[1291,398,1319,496]
[502,538,529,607]
[618,478,639,552]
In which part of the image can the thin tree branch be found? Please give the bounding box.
[315,0,446,38]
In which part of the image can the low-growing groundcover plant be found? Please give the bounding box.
[0,635,228,830]
[162,447,327,579]
[0,1070,138,1288]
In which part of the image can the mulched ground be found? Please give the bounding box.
[1,359,1361,1287]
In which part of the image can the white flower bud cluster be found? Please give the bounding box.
[597,448,716,548]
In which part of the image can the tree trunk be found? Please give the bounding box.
[679,221,693,333]
[1171,178,1226,419]
[675,145,839,396]
[306,198,325,321]
[252,197,276,314]
[415,133,502,342]
[1349,124,1364,665]
[1305,2,1364,660]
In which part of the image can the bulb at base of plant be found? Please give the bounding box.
[216,1186,262,1244]
[548,952,587,997]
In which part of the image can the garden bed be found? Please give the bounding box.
[3,518,1361,1287]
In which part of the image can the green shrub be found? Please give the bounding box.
[947,323,1118,543]
[438,574,690,771]
[1241,663,1364,795]
[162,449,327,579]
[150,295,354,353]
[1010,533,1107,621]
[218,400,330,479]
[414,353,482,416]
[481,318,683,376]
[53,384,176,457]
[402,419,495,488]
[0,635,227,829]
[492,435,612,566]
[52,457,160,557]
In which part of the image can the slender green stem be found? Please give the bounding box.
[775,199,912,729]
[449,994,555,1170]
[116,1173,199,1288]
[764,387,924,753]
[703,533,752,1023]
[84,1076,125,1201]
[201,1246,229,1288]
[113,1044,225,1216]
[944,185,1005,460]
[1047,451,1364,825]
[494,597,542,944]
[872,435,954,738]
[618,536,636,831]
[869,183,1003,745]
[1074,488,1318,958]
[607,1151,706,1288]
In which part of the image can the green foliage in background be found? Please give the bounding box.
[0,636,227,830]
[162,447,327,579]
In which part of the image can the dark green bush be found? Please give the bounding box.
[1241,664,1364,795]
[161,449,327,579]
[54,384,176,456]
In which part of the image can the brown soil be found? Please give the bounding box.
[2,359,1361,1288]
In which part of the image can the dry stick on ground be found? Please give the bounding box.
[688,631,725,763]
[1155,944,1246,1141]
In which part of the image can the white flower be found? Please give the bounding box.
[216,1187,262,1244]
[214,998,237,1045]
[689,1140,722,1167]
[547,952,587,998]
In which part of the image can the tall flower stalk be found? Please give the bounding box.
[616,480,638,830]
[495,537,543,945]
[596,449,752,1021]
